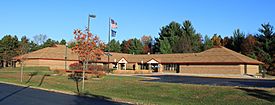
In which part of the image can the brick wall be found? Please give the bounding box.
[240,64,259,75]
[21,59,78,70]
[180,64,241,74]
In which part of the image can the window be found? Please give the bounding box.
[163,64,179,71]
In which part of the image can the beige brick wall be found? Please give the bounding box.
[246,65,259,75]
[240,65,245,75]
[240,64,259,75]
[21,59,78,70]
[180,64,241,74]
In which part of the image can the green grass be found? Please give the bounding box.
[1,67,275,105]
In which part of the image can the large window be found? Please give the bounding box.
[163,64,179,72]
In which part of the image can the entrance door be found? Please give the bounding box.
[151,64,159,72]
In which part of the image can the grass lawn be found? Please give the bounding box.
[1,67,275,105]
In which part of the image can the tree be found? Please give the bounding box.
[71,29,105,91]
[120,40,130,53]
[29,41,40,52]
[128,38,143,54]
[60,39,67,45]
[42,38,57,48]
[67,40,76,48]
[157,20,202,53]
[222,36,233,49]
[202,35,214,50]
[181,20,202,52]
[157,21,182,53]
[141,35,152,53]
[0,35,19,67]
[232,29,245,52]
[33,34,47,45]
[152,38,160,54]
[241,34,257,58]
[160,38,172,54]
[106,39,121,52]
[255,23,275,71]
[17,36,30,82]
[211,34,222,46]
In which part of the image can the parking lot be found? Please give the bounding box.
[143,75,275,88]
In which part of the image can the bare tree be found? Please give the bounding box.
[33,34,47,45]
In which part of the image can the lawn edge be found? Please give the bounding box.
[0,80,136,105]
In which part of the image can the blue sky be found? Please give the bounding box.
[0,0,274,43]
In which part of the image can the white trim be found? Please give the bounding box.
[147,59,158,64]
[118,58,128,64]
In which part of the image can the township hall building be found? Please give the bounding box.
[14,45,263,75]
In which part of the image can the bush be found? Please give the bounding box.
[69,63,83,70]
[267,71,275,76]
[88,65,104,71]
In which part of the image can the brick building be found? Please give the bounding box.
[14,45,263,75]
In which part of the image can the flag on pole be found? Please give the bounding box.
[111,30,116,37]
[111,19,118,29]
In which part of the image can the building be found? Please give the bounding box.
[14,45,263,75]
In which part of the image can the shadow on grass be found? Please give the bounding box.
[25,71,38,84]
[237,88,275,102]
[0,86,29,102]
[73,91,131,105]
[38,74,50,87]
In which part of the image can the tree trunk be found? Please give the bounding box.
[20,62,23,82]
[82,61,86,91]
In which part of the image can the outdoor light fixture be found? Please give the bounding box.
[89,14,96,18]
[87,14,96,32]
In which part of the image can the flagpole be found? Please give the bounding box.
[108,17,111,73]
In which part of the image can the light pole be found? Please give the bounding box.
[65,43,68,70]
[82,13,96,91]
[87,14,96,32]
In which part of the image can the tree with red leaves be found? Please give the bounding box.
[71,29,105,91]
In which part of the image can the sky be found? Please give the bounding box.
[0,0,274,43]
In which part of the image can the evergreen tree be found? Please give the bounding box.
[60,39,67,45]
[232,29,245,52]
[42,38,57,48]
[157,20,202,53]
[0,35,19,67]
[255,23,275,71]
[203,35,214,50]
[160,38,172,54]
[128,38,143,54]
[106,39,121,52]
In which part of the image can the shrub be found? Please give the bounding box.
[88,65,104,71]
[69,63,83,70]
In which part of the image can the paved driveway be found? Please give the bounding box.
[0,83,128,105]
[142,75,275,88]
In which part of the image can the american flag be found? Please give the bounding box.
[111,19,118,29]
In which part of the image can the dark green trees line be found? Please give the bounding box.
[0,34,66,68]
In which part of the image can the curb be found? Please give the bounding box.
[0,81,135,105]
[0,81,76,95]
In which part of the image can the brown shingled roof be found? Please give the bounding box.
[14,45,263,65]
[14,45,79,61]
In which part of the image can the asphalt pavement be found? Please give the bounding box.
[0,83,129,105]
[143,75,275,88]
